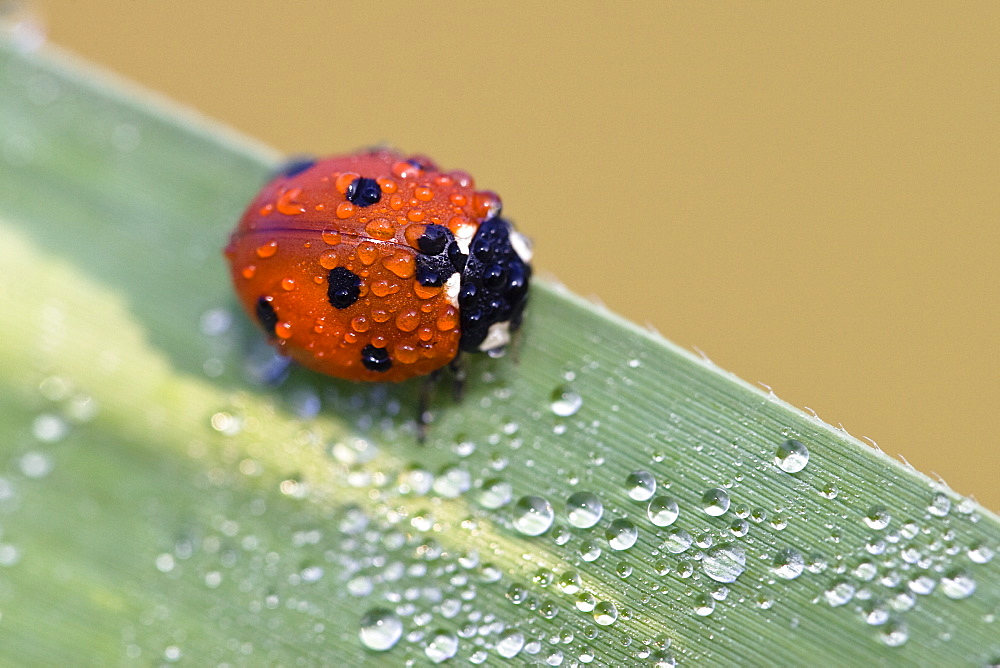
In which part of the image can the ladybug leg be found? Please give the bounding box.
[417,369,442,444]
[449,354,467,402]
[509,327,526,365]
[246,344,293,386]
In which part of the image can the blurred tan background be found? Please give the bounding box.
[36,2,999,509]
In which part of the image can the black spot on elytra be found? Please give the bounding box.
[415,224,467,287]
[345,177,382,207]
[361,344,392,372]
[417,224,448,255]
[255,296,279,337]
[327,267,362,309]
[457,217,531,352]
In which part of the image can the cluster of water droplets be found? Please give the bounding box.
[191,325,1000,662]
[0,375,103,572]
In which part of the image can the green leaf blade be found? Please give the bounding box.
[0,40,997,665]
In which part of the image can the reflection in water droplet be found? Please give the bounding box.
[647,496,680,527]
[701,488,730,516]
[702,545,746,583]
[625,470,656,501]
[605,519,638,551]
[358,608,403,651]
[425,630,459,663]
[772,548,805,579]
[940,569,976,599]
[774,439,809,473]
[513,496,554,536]
[566,492,604,528]
[550,386,583,417]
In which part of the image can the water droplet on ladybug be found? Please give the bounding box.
[256,240,278,258]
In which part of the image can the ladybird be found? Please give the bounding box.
[224,149,532,385]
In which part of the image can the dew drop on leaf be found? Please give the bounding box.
[496,629,525,658]
[566,492,604,528]
[624,470,656,501]
[646,496,680,527]
[940,569,976,600]
[605,519,638,551]
[513,495,555,536]
[550,386,583,417]
[701,488,730,516]
[593,601,618,626]
[702,545,746,583]
[774,439,809,473]
[424,630,458,663]
[358,608,403,651]
[772,548,805,579]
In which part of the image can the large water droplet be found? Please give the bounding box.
[478,478,512,509]
[662,529,692,554]
[774,439,809,473]
[550,386,583,417]
[860,600,890,626]
[907,574,936,595]
[513,496,554,536]
[433,466,471,497]
[593,601,618,626]
[772,548,805,579]
[605,519,638,551]
[425,630,458,663]
[566,492,603,529]
[692,595,715,616]
[702,545,746,583]
[864,505,891,530]
[926,492,951,517]
[496,629,525,658]
[647,496,680,527]
[624,470,656,501]
[579,540,602,562]
[701,488,730,516]
[940,569,976,599]
[824,580,856,606]
[359,608,403,651]
[32,413,68,442]
[880,619,909,647]
[967,541,995,564]
[557,571,582,594]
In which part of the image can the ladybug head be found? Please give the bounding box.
[457,218,533,355]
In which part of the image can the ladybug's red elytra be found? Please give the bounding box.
[225,149,532,384]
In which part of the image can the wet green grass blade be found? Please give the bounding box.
[0,40,997,665]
